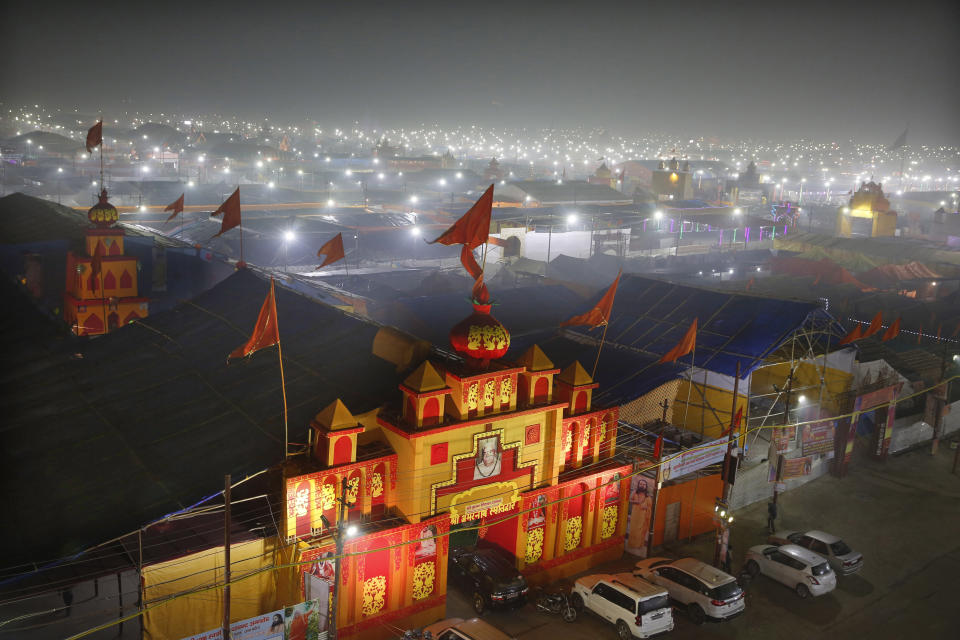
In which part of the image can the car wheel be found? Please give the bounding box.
[687,603,706,625]
[796,583,811,599]
[746,560,760,578]
[616,620,632,640]
[473,592,486,615]
[571,592,585,613]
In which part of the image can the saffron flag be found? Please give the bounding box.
[316,233,345,269]
[658,318,698,364]
[85,121,103,153]
[721,407,743,438]
[561,271,622,328]
[886,128,908,152]
[164,194,185,222]
[812,274,822,286]
[653,435,663,460]
[427,184,493,250]
[861,312,883,338]
[837,324,862,346]
[229,279,280,359]
[211,188,241,237]
[745,277,755,291]
[881,317,901,342]
[90,240,104,280]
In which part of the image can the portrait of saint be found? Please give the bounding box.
[415,524,438,558]
[527,494,546,529]
[473,436,502,480]
[626,476,653,556]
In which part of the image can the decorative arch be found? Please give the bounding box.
[563,482,589,553]
[346,468,363,522]
[371,462,386,515]
[119,270,133,289]
[122,311,139,325]
[103,270,116,290]
[108,239,121,255]
[82,313,103,335]
[574,391,587,414]
[564,421,578,467]
[332,436,353,466]
[533,377,549,404]
[87,273,99,293]
[422,397,440,426]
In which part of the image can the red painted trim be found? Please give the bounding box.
[522,535,624,575]
[317,425,364,437]
[378,402,569,440]
[443,365,524,383]
[520,368,561,376]
[399,384,451,399]
[556,380,600,391]
[64,293,149,305]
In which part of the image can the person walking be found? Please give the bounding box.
[767,500,778,534]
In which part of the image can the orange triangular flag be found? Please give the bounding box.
[427,185,493,250]
[211,188,241,237]
[86,121,103,153]
[653,435,663,459]
[721,406,743,437]
[561,271,621,328]
[229,279,280,359]
[164,194,185,222]
[881,317,901,341]
[658,318,698,364]
[745,277,755,291]
[861,312,883,338]
[812,274,822,286]
[316,233,346,269]
[837,324,862,346]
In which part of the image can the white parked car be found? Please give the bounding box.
[768,530,863,575]
[571,573,674,639]
[744,544,837,598]
[423,617,514,640]
[634,557,745,624]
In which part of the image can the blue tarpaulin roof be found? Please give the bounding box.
[563,275,845,378]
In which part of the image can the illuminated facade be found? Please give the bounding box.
[836,180,897,238]
[64,189,148,335]
[284,339,631,640]
[651,157,693,201]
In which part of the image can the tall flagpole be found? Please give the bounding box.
[272,279,290,458]
[592,321,610,379]
[99,118,104,189]
[98,263,107,335]
[239,188,245,267]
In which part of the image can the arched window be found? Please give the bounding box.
[119,270,133,289]
[533,377,549,404]
[333,436,353,465]
[574,391,587,414]
[422,397,440,426]
[103,270,116,290]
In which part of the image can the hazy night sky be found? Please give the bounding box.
[2,0,958,144]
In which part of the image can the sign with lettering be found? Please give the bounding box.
[449,481,519,525]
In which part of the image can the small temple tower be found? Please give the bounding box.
[836,181,897,238]
[589,163,616,188]
[651,157,693,201]
[516,344,559,407]
[400,361,451,428]
[554,361,598,416]
[311,398,363,466]
[64,189,148,335]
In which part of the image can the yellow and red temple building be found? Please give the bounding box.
[64,189,148,335]
[283,299,633,640]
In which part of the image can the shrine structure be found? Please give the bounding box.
[64,189,148,335]
[284,296,631,640]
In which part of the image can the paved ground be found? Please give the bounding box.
[446,440,960,639]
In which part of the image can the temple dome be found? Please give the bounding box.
[87,189,118,228]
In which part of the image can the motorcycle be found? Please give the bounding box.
[533,587,577,622]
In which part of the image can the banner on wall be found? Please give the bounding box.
[180,600,321,640]
[781,456,813,480]
[449,481,520,525]
[801,421,835,456]
[661,436,728,481]
[772,427,791,453]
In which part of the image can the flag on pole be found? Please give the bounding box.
[653,434,663,459]
[316,232,346,269]
[881,317,901,341]
[428,184,494,301]
[85,121,103,153]
[721,407,743,437]
[745,277,755,291]
[837,324,862,346]
[561,271,621,328]
[229,279,280,359]
[886,128,908,152]
[658,318,698,364]
[90,240,104,280]
[861,312,883,338]
[211,188,241,237]
[164,194,185,222]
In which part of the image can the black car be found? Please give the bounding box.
[449,547,528,615]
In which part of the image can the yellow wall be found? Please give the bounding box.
[750,361,853,416]
[142,537,299,640]
[672,381,747,440]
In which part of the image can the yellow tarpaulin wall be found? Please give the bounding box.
[751,362,853,416]
[143,537,300,639]
[672,380,747,440]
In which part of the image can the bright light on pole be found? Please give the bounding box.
[566,214,578,225]
[410,226,420,236]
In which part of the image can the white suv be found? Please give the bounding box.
[571,573,673,640]
[634,557,745,624]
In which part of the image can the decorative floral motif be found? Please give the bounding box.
[563,429,573,453]
[600,505,619,539]
[412,561,435,600]
[500,378,512,404]
[293,487,309,517]
[361,575,387,616]
[319,483,336,511]
[346,477,360,505]
[467,383,479,410]
[371,472,384,498]
[598,420,607,445]
[582,425,591,450]
[564,516,582,551]
[525,527,544,564]
[483,379,495,407]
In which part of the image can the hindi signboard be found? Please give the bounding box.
[801,421,835,456]
[782,456,813,480]
[661,437,728,481]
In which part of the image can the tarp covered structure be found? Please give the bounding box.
[775,232,960,275]
[0,269,402,569]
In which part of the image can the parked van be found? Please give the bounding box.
[571,572,673,639]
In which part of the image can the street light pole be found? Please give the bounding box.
[329,477,349,640]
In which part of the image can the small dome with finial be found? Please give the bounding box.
[87,189,119,227]
[449,300,511,367]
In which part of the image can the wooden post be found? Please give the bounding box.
[223,474,231,639]
[715,362,740,566]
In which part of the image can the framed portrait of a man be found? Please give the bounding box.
[474,435,502,480]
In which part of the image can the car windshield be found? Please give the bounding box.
[639,594,670,614]
[709,581,742,601]
[829,540,852,555]
[811,563,831,576]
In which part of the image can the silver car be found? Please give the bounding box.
[633,557,745,624]
[768,530,863,575]
[745,544,837,598]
